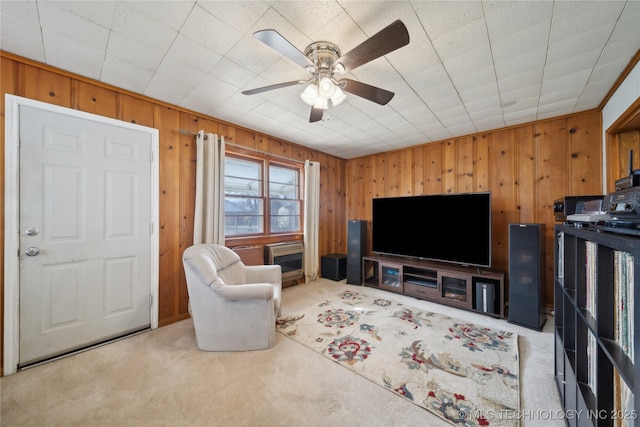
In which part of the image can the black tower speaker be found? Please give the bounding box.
[346,220,367,284]
[508,223,546,330]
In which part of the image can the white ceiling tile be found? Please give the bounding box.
[226,34,283,75]
[182,74,238,114]
[415,118,446,134]
[425,129,453,142]
[460,82,500,106]
[181,4,243,55]
[544,51,601,81]
[470,105,503,123]
[112,2,178,51]
[444,46,494,80]
[491,21,550,65]
[575,92,605,110]
[38,2,110,51]
[465,94,501,115]
[436,105,469,122]
[412,1,484,41]
[272,0,343,36]
[550,1,625,43]
[1,0,40,24]
[547,25,616,65]
[446,122,477,136]
[199,1,269,33]
[42,30,104,80]
[144,73,192,106]
[41,0,116,28]
[432,16,489,63]
[211,57,259,89]
[164,34,223,74]
[101,55,155,93]
[0,18,45,62]
[406,66,450,92]
[495,48,546,82]
[452,65,497,96]
[257,57,308,84]
[541,69,591,97]
[539,91,579,112]
[498,72,542,98]
[426,89,464,113]
[106,32,166,71]
[484,1,552,42]
[503,106,539,124]
[501,93,540,113]
[122,0,194,32]
[474,116,505,133]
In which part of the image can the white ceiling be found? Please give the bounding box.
[2,1,639,159]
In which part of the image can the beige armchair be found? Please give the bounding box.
[182,244,282,351]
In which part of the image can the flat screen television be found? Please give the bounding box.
[372,192,492,267]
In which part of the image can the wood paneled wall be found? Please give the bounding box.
[346,111,604,309]
[0,53,347,374]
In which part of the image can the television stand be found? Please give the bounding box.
[361,255,505,318]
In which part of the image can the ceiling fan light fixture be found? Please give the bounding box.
[301,83,319,106]
[318,76,336,98]
[330,86,346,106]
[313,96,329,110]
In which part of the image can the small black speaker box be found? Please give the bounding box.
[321,254,347,281]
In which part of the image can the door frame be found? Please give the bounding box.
[4,94,160,375]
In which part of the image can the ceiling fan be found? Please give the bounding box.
[242,20,410,123]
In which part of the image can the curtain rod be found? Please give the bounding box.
[178,128,307,165]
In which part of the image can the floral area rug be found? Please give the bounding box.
[277,288,519,426]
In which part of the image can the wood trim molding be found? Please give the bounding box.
[598,48,640,111]
[606,96,640,134]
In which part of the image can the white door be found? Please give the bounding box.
[17,104,154,367]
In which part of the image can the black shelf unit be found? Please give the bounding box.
[554,224,640,426]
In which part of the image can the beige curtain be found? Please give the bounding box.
[193,131,225,245]
[303,160,320,282]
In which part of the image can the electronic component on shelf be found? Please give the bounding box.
[614,149,640,191]
[597,185,640,235]
[602,186,640,219]
[553,195,604,222]
[566,213,610,224]
[564,198,609,225]
[614,172,640,191]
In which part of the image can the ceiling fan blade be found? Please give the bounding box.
[254,29,315,70]
[335,20,409,73]
[242,80,306,95]
[310,107,324,122]
[340,79,395,105]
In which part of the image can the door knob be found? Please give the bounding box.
[25,247,40,256]
[25,227,40,236]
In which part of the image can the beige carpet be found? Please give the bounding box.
[1,279,563,427]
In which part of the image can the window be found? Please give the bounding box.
[269,165,300,233]
[224,155,302,237]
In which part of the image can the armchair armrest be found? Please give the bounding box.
[245,264,282,285]
[217,283,274,301]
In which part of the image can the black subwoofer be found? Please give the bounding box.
[508,223,546,330]
[347,220,367,284]
[321,254,347,281]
